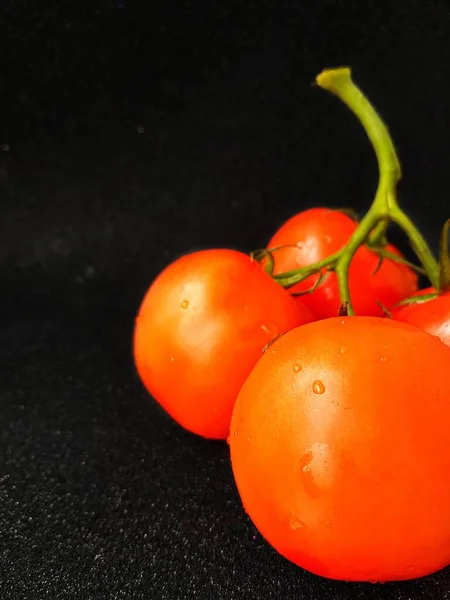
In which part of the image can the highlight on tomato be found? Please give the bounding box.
[266,207,418,320]
[133,248,312,439]
[229,317,450,582]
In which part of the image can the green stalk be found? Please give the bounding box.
[269,67,439,315]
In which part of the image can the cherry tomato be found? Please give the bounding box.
[390,287,450,346]
[267,207,418,319]
[230,317,450,581]
[133,249,312,439]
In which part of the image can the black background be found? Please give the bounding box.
[1,1,449,598]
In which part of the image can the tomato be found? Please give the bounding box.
[267,207,418,319]
[133,249,312,439]
[390,287,450,346]
[229,317,450,581]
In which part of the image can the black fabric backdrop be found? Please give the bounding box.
[1,1,449,598]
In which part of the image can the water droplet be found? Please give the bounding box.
[325,235,332,243]
[312,380,325,395]
[340,319,345,325]
[339,347,345,354]
[293,364,302,373]
[180,299,189,309]
[289,515,305,530]
[380,356,387,362]
[170,356,175,363]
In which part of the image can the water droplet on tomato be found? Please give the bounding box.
[380,356,387,362]
[325,235,331,243]
[339,347,345,354]
[293,364,302,373]
[340,319,345,325]
[312,380,325,395]
[170,356,175,363]
[289,515,305,530]
[180,299,189,309]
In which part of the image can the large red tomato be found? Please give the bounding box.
[230,317,450,581]
[133,249,312,439]
[391,287,450,346]
[267,208,418,319]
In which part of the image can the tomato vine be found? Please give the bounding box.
[253,67,442,316]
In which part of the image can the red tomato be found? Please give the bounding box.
[230,317,450,581]
[133,249,312,439]
[267,208,418,319]
[391,287,450,346]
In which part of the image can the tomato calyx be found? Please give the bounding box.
[394,291,439,308]
[252,242,425,291]
[250,248,276,276]
[393,219,450,307]
[376,300,393,318]
[369,247,427,277]
[252,67,442,316]
[335,207,359,222]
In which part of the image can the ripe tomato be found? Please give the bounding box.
[230,317,450,581]
[133,249,312,440]
[267,207,418,319]
[390,287,450,347]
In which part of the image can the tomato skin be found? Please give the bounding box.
[133,249,312,439]
[230,317,450,581]
[391,287,450,347]
[267,208,418,319]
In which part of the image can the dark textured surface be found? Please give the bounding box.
[1,1,449,598]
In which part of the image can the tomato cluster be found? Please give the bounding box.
[132,67,450,584]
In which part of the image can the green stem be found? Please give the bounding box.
[367,219,389,247]
[265,67,439,314]
[274,250,340,287]
[390,205,439,288]
[318,68,439,293]
[316,67,401,189]
[438,219,450,291]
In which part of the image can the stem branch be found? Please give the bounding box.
[261,67,439,314]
